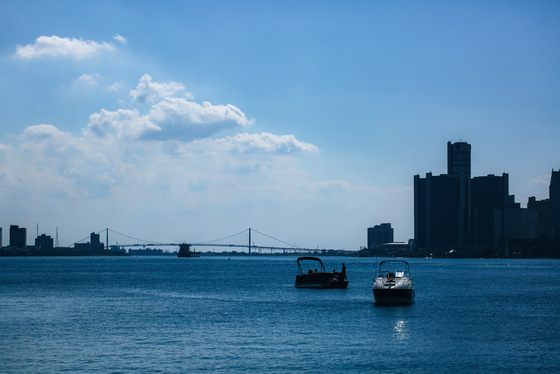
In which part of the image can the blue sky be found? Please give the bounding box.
[1,1,559,249]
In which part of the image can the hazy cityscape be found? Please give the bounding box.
[2,3,560,372]
[2,141,558,258]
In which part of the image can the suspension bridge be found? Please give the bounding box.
[71,228,344,255]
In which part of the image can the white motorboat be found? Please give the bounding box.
[372,260,415,304]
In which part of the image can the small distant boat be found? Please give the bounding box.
[177,243,200,258]
[372,260,415,304]
[294,257,348,289]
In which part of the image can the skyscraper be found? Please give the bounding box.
[550,169,560,239]
[471,173,513,246]
[447,141,471,178]
[414,172,461,249]
[447,141,471,242]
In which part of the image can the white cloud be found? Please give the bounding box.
[15,35,117,60]
[130,74,191,105]
[0,143,12,160]
[529,174,551,186]
[75,73,101,86]
[188,132,318,154]
[147,97,254,140]
[81,75,256,141]
[113,34,127,44]
[107,81,124,92]
[86,109,160,140]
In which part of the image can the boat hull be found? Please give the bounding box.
[295,280,348,289]
[372,288,415,305]
[295,273,348,289]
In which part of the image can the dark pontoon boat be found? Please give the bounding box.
[294,257,348,289]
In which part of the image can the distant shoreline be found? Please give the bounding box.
[1,249,559,259]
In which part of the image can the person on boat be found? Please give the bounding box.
[341,263,347,280]
[308,269,313,274]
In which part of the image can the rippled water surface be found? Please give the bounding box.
[1,256,559,373]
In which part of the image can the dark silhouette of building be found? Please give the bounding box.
[447,141,471,242]
[447,141,471,178]
[495,206,537,245]
[367,223,394,249]
[471,173,516,246]
[528,196,551,238]
[414,173,461,249]
[35,234,54,251]
[74,232,104,252]
[0,227,2,248]
[415,141,559,255]
[528,169,560,240]
[9,225,27,249]
[550,170,560,239]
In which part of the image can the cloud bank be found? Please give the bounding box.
[15,35,118,59]
[1,75,317,204]
[0,69,408,249]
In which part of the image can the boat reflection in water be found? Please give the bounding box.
[372,260,415,305]
[294,257,348,289]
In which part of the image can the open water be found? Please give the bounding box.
[1,256,559,373]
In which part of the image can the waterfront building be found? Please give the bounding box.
[35,234,54,251]
[550,170,560,239]
[90,232,103,252]
[367,223,394,249]
[447,141,471,243]
[74,232,105,252]
[9,225,26,249]
[414,141,543,253]
[414,173,461,249]
[494,207,538,245]
[527,169,560,240]
[471,173,516,246]
[528,196,551,238]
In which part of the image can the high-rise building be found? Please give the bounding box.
[527,169,560,240]
[447,141,471,242]
[471,173,515,246]
[90,232,103,252]
[415,141,557,253]
[367,223,394,249]
[414,173,461,249]
[550,170,560,239]
[9,225,27,249]
[447,141,471,178]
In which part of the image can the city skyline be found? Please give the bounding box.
[1,1,559,249]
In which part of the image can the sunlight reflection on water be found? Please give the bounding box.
[393,319,408,340]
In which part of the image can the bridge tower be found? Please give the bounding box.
[248,228,252,254]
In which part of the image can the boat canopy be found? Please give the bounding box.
[296,257,326,274]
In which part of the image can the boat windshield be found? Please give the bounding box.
[376,261,410,277]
